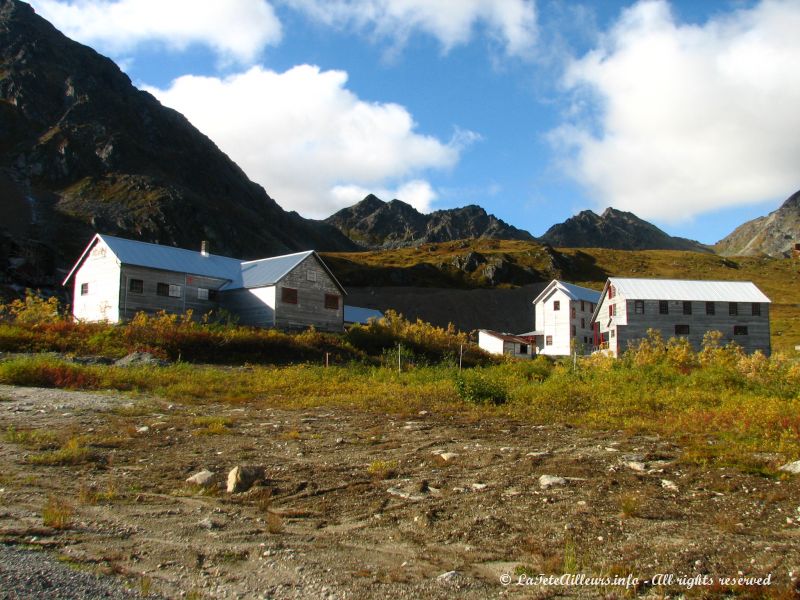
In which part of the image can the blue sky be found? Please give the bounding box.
[30,0,800,243]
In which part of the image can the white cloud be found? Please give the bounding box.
[331,180,437,213]
[146,65,465,217]
[551,0,800,222]
[31,0,282,64]
[285,0,537,57]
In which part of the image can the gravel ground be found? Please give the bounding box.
[0,544,148,599]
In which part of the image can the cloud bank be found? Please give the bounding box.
[285,0,538,57]
[32,0,282,64]
[552,0,800,222]
[147,65,466,217]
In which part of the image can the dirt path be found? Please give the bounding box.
[0,384,798,599]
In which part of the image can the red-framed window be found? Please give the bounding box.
[324,293,339,310]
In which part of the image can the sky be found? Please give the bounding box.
[29,0,800,244]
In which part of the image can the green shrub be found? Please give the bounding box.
[454,370,508,405]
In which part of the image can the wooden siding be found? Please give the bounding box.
[600,297,771,356]
[534,289,595,356]
[274,255,343,332]
[220,287,275,328]
[72,240,121,322]
[118,265,228,320]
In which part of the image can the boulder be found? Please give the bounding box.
[539,475,567,489]
[186,470,215,487]
[226,466,266,493]
[779,460,800,474]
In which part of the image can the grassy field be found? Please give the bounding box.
[1,333,798,475]
[324,241,800,352]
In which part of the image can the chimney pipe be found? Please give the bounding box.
[201,240,209,257]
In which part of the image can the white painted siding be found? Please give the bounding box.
[72,240,121,323]
[478,331,505,356]
[537,289,572,356]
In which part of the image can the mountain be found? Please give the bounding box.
[324,194,536,249]
[540,207,712,253]
[715,190,800,257]
[0,0,354,290]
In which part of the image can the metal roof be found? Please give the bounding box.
[608,278,771,303]
[64,234,346,294]
[532,279,601,305]
[344,305,383,324]
[479,329,536,344]
[224,251,315,290]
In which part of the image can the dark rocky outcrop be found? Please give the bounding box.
[324,194,536,249]
[540,207,711,253]
[715,190,800,257]
[0,0,354,292]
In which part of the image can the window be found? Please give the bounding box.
[634,300,644,315]
[751,303,761,316]
[307,271,317,282]
[729,302,738,316]
[571,325,576,337]
[156,283,181,297]
[129,279,143,294]
[519,344,528,355]
[581,300,585,312]
[675,324,690,335]
[581,318,586,328]
[545,335,553,346]
[706,302,715,315]
[80,283,89,296]
[608,286,615,299]
[659,300,668,315]
[553,300,560,311]
[571,306,576,318]
[584,336,588,344]
[610,329,615,338]
[683,301,692,315]
[208,289,218,301]
[608,304,615,317]
[197,288,209,300]
[324,293,339,310]
[734,325,749,336]
[282,287,298,304]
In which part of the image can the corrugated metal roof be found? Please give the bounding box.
[479,329,536,344]
[65,234,345,293]
[532,279,601,305]
[100,234,241,281]
[344,305,383,324]
[225,251,314,290]
[609,278,771,303]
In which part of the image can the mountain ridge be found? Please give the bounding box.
[324,194,536,249]
[540,207,712,253]
[715,190,800,257]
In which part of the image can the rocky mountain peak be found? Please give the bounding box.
[716,189,800,257]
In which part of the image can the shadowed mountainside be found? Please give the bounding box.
[716,190,800,257]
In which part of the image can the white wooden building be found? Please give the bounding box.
[478,330,535,359]
[591,277,771,357]
[531,280,601,356]
[63,234,347,331]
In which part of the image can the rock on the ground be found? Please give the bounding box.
[114,352,169,367]
[436,570,461,584]
[227,465,266,493]
[661,479,679,492]
[626,461,647,472]
[779,460,800,474]
[435,452,459,462]
[539,475,568,489]
[186,470,215,486]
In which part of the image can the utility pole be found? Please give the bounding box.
[397,343,402,375]
[459,344,463,371]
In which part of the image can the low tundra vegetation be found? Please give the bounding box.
[0,293,798,473]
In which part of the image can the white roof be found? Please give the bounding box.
[532,279,601,305]
[608,278,771,303]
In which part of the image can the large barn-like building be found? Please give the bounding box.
[591,278,771,357]
[63,234,347,331]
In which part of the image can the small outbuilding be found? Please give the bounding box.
[478,329,535,359]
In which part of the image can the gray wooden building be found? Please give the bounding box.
[63,234,346,331]
[591,278,771,357]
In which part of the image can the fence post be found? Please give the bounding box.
[459,344,463,371]
[398,343,402,375]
